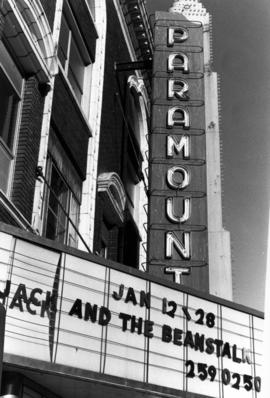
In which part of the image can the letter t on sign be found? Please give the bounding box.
[165,267,191,284]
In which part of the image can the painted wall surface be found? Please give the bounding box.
[0,226,263,398]
[148,12,208,291]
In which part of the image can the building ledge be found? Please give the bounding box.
[0,190,35,233]
[2,0,58,83]
[97,173,126,227]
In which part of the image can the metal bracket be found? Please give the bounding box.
[114,60,152,72]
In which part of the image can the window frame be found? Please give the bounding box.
[58,2,92,106]
[0,41,23,196]
[43,156,81,247]
[0,66,20,151]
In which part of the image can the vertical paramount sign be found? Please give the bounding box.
[148,12,208,291]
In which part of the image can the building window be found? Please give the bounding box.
[44,160,80,246]
[0,41,23,194]
[58,10,91,104]
[0,67,19,151]
[122,216,140,268]
[43,128,82,247]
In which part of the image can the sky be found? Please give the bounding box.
[146,0,270,311]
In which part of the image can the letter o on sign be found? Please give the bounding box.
[167,166,190,189]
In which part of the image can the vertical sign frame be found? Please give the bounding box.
[148,12,208,291]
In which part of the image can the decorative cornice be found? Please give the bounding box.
[1,0,58,82]
[169,0,209,26]
[119,0,153,62]
[127,75,150,115]
[97,173,126,227]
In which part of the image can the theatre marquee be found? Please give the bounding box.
[0,225,263,398]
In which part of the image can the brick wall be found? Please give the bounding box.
[11,77,45,223]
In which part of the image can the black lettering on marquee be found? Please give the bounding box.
[7,282,55,317]
[29,288,42,307]
[112,284,124,301]
[242,348,252,364]
[162,298,177,318]
[69,298,82,319]
[162,324,172,343]
[182,306,191,321]
[69,300,111,326]
[140,291,150,309]
[118,313,154,337]
[173,328,183,346]
[84,303,98,322]
[119,312,131,331]
[26,288,43,315]
[184,330,194,349]
[9,283,28,312]
[113,285,150,309]
[125,287,137,305]
[0,279,11,304]
[144,320,154,338]
[131,316,143,334]
[98,306,111,326]
[40,291,57,318]
[194,333,205,352]
[221,342,231,360]
[232,344,241,363]
[205,338,215,355]
[214,339,223,357]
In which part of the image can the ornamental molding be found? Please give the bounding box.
[127,75,150,115]
[1,0,58,82]
[169,0,209,26]
[97,172,126,227]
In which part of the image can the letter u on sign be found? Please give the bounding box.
[166,197,191,223]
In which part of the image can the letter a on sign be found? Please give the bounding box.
[167,107,190,129]
[168,53,189,73]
